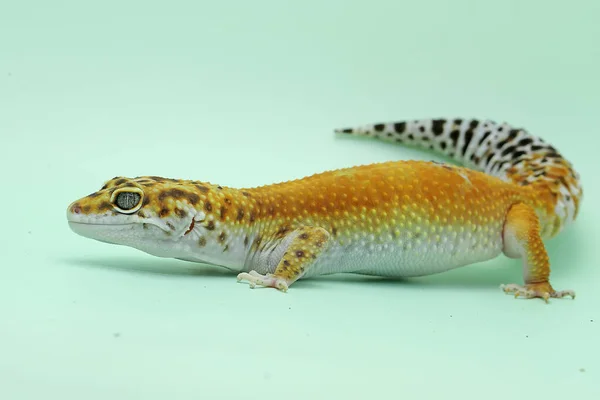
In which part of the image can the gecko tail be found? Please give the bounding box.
[334,118,582,237]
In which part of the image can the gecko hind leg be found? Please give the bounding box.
[500,203,575,303]
[236,226,331,292]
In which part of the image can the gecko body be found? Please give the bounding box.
[67,118,582,301]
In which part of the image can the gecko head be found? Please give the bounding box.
[66,176,207,253]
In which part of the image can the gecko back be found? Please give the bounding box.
[335,118,582,239]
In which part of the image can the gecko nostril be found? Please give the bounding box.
[71,204,82,214]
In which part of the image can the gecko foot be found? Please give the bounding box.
[236,270,289,292]
[500,282,576,303]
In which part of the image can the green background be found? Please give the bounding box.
[2,0,599,398]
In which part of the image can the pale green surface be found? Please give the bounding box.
[1,0,599,398]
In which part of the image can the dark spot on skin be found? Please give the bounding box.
[432,119,445,135]
[244,236,249,246]
[142,196,150,206]
[518,138,533,146]
[387,132,393,137]
[512,150,527,160]
[143,223,148,230]
[491,160,508,172]
[449,130,460,147]
[331,227,337,237]
[284,260,290,266]
[87,192,101,198]
[485,152,495,166]
[224,198,232,205]
[340,128,353,133]
[222,245,229,252]
[276,226,290,237]
[495,138,509,150]
[186,193,200,205]
[407,134,414,140]
[299,233,309,240]
[419,126,425,133]
[440,142,447,150]
[374,123,385,132]
[454,118,463,125]
[158,189,186,201]
[395,138,403,143]
[217,186,223,190]
[249,212,256,223]
[166,222,176,231]
[137,210,146,218]
[242,192,251,197]
[114,178,126,186]
[236,208,245,221]
[218,232,226,242]
[174,208,187,218]
[394,122,406,133]
[545,152,562,159]
[462,129,474,156]
[205,221,215,230]
[296,250,305,258]
[159,208,169,217]
[82,205,91,213]
[101,184,109,190]
[478,130,491,146]
[198,236,206,247]
[501,145,517,157]
[220,206,227,219]
[204,202,212,212]
[508,129,520,141]
[195,184,209,193]
[97,201,113,212]
[531,145,543,151]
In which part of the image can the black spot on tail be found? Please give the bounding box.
[478,130,491,146]
[462,129,474,156]
[449,129,460,147]
[394,122,406,133]
[432,119,445,135]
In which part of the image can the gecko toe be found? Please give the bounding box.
[237,271,289,292]
[500,283,575,303]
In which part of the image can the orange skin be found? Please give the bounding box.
[68,160,574,302]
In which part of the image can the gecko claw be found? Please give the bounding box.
[237,271,289,292]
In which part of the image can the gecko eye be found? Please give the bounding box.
[110,187,144,214]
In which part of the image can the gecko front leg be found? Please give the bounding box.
[237,226,331,291]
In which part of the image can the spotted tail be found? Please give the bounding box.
[334,118,582,238]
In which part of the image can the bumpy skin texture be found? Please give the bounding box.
[67,118,582,302]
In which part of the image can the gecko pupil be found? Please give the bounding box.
[116,192,141,210]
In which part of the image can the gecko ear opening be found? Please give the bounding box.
[110,187,144,214]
